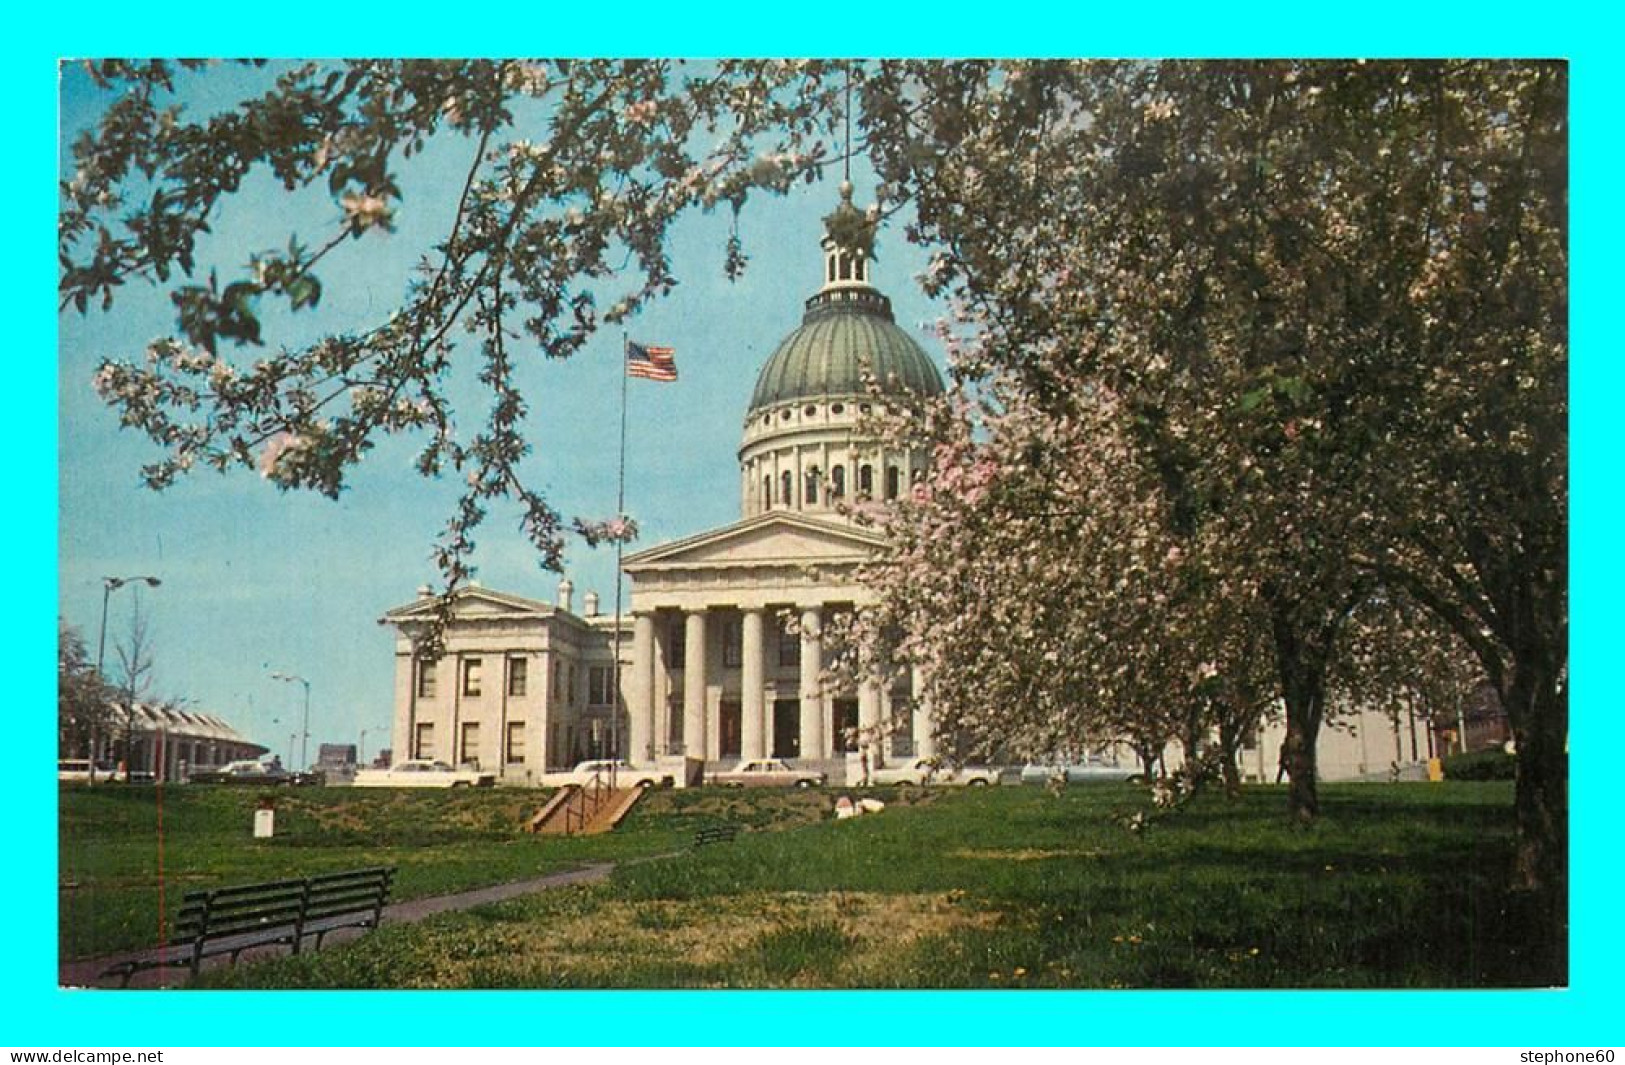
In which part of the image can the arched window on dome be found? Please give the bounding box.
[805,466,820,506]
[763,475,772,509]
[831,465,846,499]
[885,465,901,501]
[858,464,873,497]
[781,470,794,508]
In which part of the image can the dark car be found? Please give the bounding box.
[189,759,322,786]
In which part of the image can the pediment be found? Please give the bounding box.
[624,513,886,571]
[381,586,555,623]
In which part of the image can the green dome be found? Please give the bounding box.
[749,286,945,412]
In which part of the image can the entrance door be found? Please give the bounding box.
[833,699,859,752]
[772,698,800,758]
[719,700,742,759]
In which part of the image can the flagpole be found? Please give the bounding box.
[611,331,629,785]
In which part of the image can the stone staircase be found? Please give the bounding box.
[527,782,646,835]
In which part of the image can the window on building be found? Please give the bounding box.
[565,663,577,705]
[858,464,873,497]
[781,470,794,507]
[805,467,819,505]
[778,613,801,668]
[462,658,483,697]
[723,617,743,668]
[831,465,846,498]
[415,660,438,699]
[506,721,526,764]
[589,665,613,707]
[885,465,901,501]
[414,722,435,760]
[763,475,772,506]
[891,705,915,759]
[667,622,685,669]
[507,657,528,697]
[460,722,480,768]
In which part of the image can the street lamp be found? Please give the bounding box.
[94,575,161,783]
[270,671,311,771]
[360,726,382,769]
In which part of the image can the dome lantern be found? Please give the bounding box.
[820,179,876,290]
[738,186,945,519]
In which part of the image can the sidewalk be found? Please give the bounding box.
[58,861,620,990]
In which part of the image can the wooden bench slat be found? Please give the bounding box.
[101,866,395,986]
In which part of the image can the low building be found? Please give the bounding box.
[74,703,266,782]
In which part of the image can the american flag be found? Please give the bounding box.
[626,340,678,382]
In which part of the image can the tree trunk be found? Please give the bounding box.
[1217,711,1244,800]
[1505,659,1569,984]
[1133,740,1162,782]
[1182,703,1207,794]
[1282,712,1319,821]
[1271,598,1334,824]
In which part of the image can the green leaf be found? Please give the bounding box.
[288,276,322,311]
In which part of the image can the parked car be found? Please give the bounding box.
[540,759,673,789]
[1019,756,1137,784]
[868,758,999,787]
[351,759,495,788]
[189,759,323,786]
[708,758,825,788]
[57,759,116,783]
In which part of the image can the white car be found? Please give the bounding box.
[1019,757,1136,784]
[868,758,999,787]
[708,758,826,788]
[540,759,673,789]
[352,759,495,788]
[58,759,116,783]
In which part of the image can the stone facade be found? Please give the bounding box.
[381,186,944,783]
[380,584,627,784]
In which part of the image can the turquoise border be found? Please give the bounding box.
[23,5,1616,1046]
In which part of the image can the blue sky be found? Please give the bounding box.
[57,61,951,764]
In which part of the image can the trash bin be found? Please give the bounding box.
[253,798,276,838]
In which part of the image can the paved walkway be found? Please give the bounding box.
[59,861,623,990]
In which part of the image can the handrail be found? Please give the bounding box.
[559,771,615,835]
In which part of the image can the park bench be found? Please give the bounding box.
[101,866,396,987]
[692,822,741,848]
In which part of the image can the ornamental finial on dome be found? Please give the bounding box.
[821,182,876,290]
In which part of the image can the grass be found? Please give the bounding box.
[58,783,830,959]
[146,779,1555,989]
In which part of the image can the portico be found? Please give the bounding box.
[620,511,931,770]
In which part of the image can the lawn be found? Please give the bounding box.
[58,783,807,959]
[129,779,1553,990]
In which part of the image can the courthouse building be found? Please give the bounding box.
[381,185,945,783]
[380,186,1434,786]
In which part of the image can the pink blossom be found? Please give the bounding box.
[258,432,300,477]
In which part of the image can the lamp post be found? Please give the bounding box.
[94,575,161,783]
[360,727,371,769]
[270,671,312,771]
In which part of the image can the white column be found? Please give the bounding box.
[912,663,938,760]
[742,608,767,760]
[683,609,708,758]
[798,606,824,759]
[859,677,883,768]
[628,613,655,765]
